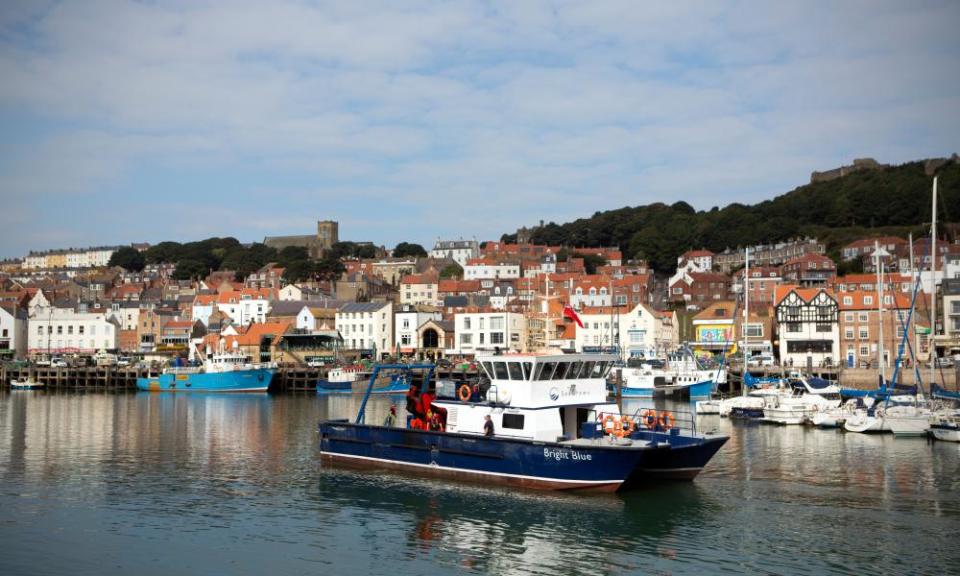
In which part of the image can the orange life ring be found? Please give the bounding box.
[620,415,634,434]
[457,384,472,402]
[602,414,622,437]
[659,411,676,430]
[642,409,658,429]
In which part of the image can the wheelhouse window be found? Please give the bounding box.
[551,362,571,379]
[521,362,533,380]
[536,362,557,380]
[507,362,524,380]
[481,361,494,379]
[493,362,509,380]
[502,413,525,429]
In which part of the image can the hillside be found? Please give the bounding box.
[521,158,959,272]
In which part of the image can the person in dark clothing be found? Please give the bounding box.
[483,415,494,437]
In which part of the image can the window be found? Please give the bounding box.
[479,333,485,344]
[57,326,63,334]
[491,332,504,345]
[490,317,504,330]
[552,362,571,380]
[521,362,533,380]
[79,326,84,335]
[68,326,73,335]
[786,323,801,333]
[460,333,472,345]
[859,327,868,339]
[864,296,873,306]
[38,326,43,335]
[745,324,762,337]
[816,324,831,333]
[858,313,868,322]
[479,318,485,330]
[401,334,411,346]
[493,362,509,380]
[859,345,869,357]
[845,328,854,340]
[507,363,524,380]
[844,312,854,322]
[536,362,557,380]
[502,413,525,430]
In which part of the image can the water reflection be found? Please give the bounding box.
[0,391,958,576]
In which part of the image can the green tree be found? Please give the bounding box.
[315,254,346,282]
[439,262,463,279]
[572,252,606,275]
[393,242,428,258]
[108,247,146,272]
[172,259,210,281]
[282,260,318,284]
[277,245,310,267]
[145,241,183,264]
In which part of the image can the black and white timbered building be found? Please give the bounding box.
[774,287,839,367]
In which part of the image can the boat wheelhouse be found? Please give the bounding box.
[318,354,729,492]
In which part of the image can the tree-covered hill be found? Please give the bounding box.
[524,158,959,272]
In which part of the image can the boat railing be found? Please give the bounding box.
[165,367,202,375]
[595,406,697,436]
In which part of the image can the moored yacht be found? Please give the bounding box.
[318,354,729,492]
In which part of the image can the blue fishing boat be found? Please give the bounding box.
[316,365,364,394]
[137,353,276,392]
[319,355,728,492]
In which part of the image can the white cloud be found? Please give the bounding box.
[0,0,958,257]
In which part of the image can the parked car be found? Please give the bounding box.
[116,356,132,367]
[746,354,775,367]
[306,358,326,368]
[50,357,68,368]
[932,357,954,369]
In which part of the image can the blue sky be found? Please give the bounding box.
[1,1,958,259]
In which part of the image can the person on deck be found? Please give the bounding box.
[483,414,494,437]
[383,405,396,427]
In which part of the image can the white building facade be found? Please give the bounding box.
[453,312,526,355]
[0,304,28,359]
[430,239,479,268]
[394,307,443,354]
[463,261,521,280]
[28,307,121,355]
[336,301,393,355]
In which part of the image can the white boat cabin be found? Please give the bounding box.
[434,353,619,442]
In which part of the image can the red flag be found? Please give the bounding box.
[563,304,584,328]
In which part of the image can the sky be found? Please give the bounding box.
[0,0,958,259]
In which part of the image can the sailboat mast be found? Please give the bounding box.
[876,240,885,383]
[929,176,938,386]
[742,247,749,397]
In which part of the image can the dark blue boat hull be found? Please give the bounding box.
[318,421,727,492]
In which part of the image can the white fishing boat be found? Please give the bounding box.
[10,378,45,390]
[928,410,960,442]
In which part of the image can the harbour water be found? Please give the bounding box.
[0,391,957,575]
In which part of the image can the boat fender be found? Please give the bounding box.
[457,384,472,402]
[659,411,675,430]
